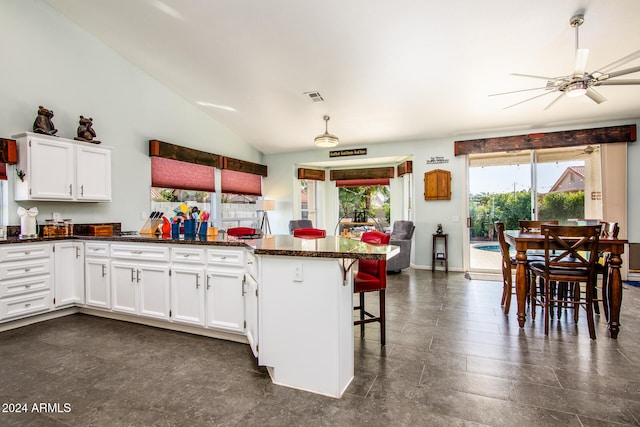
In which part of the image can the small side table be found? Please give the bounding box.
[432,233,448,273]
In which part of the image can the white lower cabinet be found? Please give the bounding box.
[205,266,244,333]
[170,264,206,326]
[244,271,259,357]
[85,243,111,309]
[0,243,52,322]
[112,261,170,320]
[53,241,84,307]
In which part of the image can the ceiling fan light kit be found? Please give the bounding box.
[314,115,339,148]
[492,13,640,109]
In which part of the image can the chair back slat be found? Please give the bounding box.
[518,220,559,233]
[542,224,601,276]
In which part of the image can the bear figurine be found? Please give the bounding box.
[32,105,58,136]
[74,115,100,144]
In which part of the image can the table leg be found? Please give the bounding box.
[608,253,623,339]
[515,249,528,328]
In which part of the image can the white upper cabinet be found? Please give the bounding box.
[12,132,112,202]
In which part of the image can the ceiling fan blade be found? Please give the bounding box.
[596,79,640,86]
[543,93,565,111]
[574,48,590,76]
[596,49,640,74]
[503,89,558,110]
[597,65,640,80]
[585,88,607,104]
[511,73,562,81]
[489,86,550,97]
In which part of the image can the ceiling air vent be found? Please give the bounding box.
[304,91,324,103]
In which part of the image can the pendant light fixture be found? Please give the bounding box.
[314,115,339,148]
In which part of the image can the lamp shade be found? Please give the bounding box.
[256,199,275,211]
[314,115,339,148]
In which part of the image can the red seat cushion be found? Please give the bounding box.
[293,228,326,238]
[227,227,256,237]
[355,271,386,292]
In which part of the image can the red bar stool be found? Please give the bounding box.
[227,227,256,237]
[354,230,390,346]
[293,228,326,238]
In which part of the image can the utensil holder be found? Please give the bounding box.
[184,219,196,236]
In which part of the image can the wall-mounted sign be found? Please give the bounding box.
[426,156,449,164]
[329,148,367,158]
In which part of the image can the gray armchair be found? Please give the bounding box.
[288,219,313,234]
[386,220,415,273]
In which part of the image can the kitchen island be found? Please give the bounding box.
[0,233,397,398]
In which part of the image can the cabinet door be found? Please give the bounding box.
[170,266,205,326]
[244,272,259,357]
[85,258,110,309]
[28,137,75,200]
[54,242,84,307]
[111,262,137,314]
[205,267,244,333]
[76,145,112,201]
[138,264,170,320]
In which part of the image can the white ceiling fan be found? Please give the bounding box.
[491,13,640,110]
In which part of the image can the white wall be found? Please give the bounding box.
[0,0,262,231]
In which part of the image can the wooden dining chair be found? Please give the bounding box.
[529,224,601,339]
[495,222,517,314]
[595,221,620,320]
[293,228,326,238]
[354,230,390,345]
[518,220,559,233]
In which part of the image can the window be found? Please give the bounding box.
[219,193,259,229]
[300,179,318,225]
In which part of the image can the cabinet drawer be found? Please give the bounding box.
[111,244,170,261]
[0,275,51,298]
[0,258,51,280]
[171,247,206,264]
[85,242,110,257]
[0,290,51,320]
[246,251,258,280]
[207,249,244,267]
[0,244,50,261]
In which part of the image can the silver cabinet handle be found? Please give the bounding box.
[24,251,31,255]
[24,268,31,272]
[75,246,80,259]
[69,184,73,195]
[136,269,141,283]
[25,284,31,288]
[206,274,211,290]
[80,184,84,196]
[101,264,106,277]
[196,274,200,289]
[131,268,136,282]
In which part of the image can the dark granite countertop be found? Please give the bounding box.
[0,234,397,260]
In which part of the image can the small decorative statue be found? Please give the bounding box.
[436,223,443,235]
[74,115,101,144]
[32,105,58,136]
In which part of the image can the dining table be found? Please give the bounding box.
[504,230,628,338]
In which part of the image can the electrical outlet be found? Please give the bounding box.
[293,264,303,282]
[52,212,61,221]
[452,216,460,223]
[140,211,147,220]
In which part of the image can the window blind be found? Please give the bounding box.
[335,178,390,188]
[221,169,262,196]
[151,156,215,192]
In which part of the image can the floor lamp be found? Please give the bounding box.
[256,199,275,235]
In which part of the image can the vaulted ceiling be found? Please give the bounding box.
[43,0,640,154]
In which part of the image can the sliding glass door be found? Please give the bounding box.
[467,145,602,272]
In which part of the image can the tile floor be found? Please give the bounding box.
[1,269,640,426]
